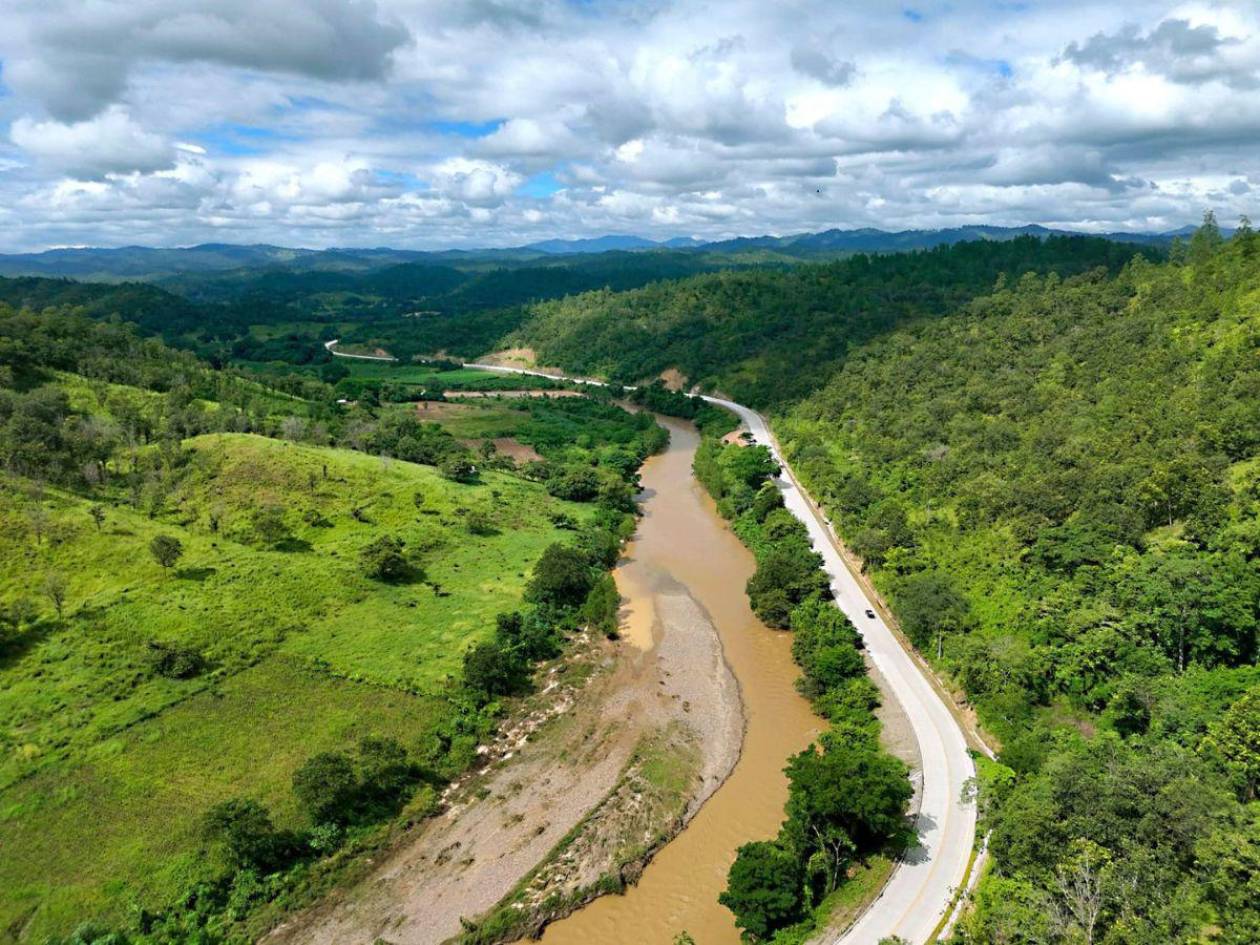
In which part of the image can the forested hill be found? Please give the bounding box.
[512,235,1158,406]
[779,221,1260,944]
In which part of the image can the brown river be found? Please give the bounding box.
[536,416,822,945]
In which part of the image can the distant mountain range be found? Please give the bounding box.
[0,224,1197,282]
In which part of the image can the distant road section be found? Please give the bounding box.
[324,339,397,362]
[465,363,979,944]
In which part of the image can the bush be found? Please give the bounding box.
[719,840,804,941]
[360,535,409,581]
[292,752,359,824]
[525,543,595,608]
[147,642,207,680]
[202,798,288,871]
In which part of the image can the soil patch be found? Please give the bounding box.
[460,438,544,464]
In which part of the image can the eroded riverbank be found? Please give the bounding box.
[265,414,785,945]
[534,417,822,945]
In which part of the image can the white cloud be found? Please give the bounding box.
[0,0,1258,251]
[10,107,175,178]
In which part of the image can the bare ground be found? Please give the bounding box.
[263,576,742,945]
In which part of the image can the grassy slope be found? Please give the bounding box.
[0,431,589,940]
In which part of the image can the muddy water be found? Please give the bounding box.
[539,417,822,945]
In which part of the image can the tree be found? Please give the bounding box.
[357,736,413,801]
[1051,839,1113,945]
[1189,209,1224,263]
[746,547,828,629]
[546,464,600,501]
[251,503,292,547]
[42,572,68,619]
[784,742,912,880]
[89,505,105,531]
[202,797,286,870]
[440,454,477,482]
[893,571,970,658]
[525,543,594,608]
[463,640,529,699]
[292,752,359,824]
[360,535,409,581]
[719,840,803,942]
[1201,686,1260,801]
[148,534,183,573]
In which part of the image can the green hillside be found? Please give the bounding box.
[0,430,592,939]
[778,221,1260,944]
[512,235,1157,406]
[0,299,661,942]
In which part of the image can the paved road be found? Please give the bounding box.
[703,395,977,945]
[464,365,978,944]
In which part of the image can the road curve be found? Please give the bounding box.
[463,364,978,944]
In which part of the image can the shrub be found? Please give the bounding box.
[202,798,288,871]
[360,535,409,581]
[147,642,207,680]
[292,752,359,824]
[525,544,595,608]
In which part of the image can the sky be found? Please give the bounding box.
[0,0,1257,252]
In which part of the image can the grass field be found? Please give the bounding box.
[0,432,590,940]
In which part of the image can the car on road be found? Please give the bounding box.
[865,608,876,619]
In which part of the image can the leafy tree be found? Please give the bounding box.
[89,505,106,531]
[202,798,287,871]
[525,543,594,608]
[1201,685,1260,801]
[360,535,409,582]
[357,736,414,802]
[42,572,68,619]
[440,454,477,482]
[719,840,804,942]
[893,571,970,659]
[462,640,529,699]
[746,547,828,629]
[148,534,184,573]
[292,752,359,824]
[784,742,912,870]
[546,464,600,501]
[250,503,292,547]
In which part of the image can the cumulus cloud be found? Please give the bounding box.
[4,0,409,120]
[0,0,1258,251]
[1060,16,1260,90]
[790,45,856,87]
[10,107,175,178]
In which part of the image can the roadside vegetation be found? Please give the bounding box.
[0,303,659,942]
[693,435,913,942]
